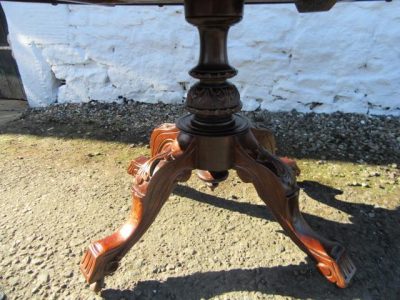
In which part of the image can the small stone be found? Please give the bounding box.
[347,182,361,187]
[361,182,370,188]
[23,256,31,264]
[368,212,375,218]
[32,258,43,266]
[9,277,20,286]
[38,272,50,284]
[368,172,381,177]
[64,271,73,278]
[185,248,197,256]
[87,152,102,157]
[32,285,41,294]
[62,249,72,256]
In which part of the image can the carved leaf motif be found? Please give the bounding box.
[187,82,241,112]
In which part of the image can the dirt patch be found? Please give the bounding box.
[0,104,399,299]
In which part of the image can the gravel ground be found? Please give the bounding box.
[0,102,399,300]
[2,101,399,164]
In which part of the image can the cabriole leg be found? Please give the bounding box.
[80,134,195,292]
[233,130,355,288]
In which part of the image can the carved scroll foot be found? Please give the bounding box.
[234,130,355,288]
[283,192,356,288]
[80,134,195,288]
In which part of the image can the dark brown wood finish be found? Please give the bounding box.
[77,0,358,292]
[1,0,388,13]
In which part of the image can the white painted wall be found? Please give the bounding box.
[2,2,400,115]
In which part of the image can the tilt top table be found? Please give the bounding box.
[2,0,389,293]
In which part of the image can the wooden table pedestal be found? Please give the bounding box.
[79,0,356,292]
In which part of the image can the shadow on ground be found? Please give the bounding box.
[101,182,400,300]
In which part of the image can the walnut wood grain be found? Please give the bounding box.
[0,0,333,6]
[149,123,180,157]
[233,129,356,288]
[3,0,383,9]
[80,132,195,287]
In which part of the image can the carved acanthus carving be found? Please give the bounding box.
[186,82,242,115]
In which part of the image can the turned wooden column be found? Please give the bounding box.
[177,0,249,173]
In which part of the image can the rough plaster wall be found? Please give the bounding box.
[2,2,400,115]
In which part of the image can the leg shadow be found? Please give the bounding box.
[170,182,400,299]
[101,262,388,300]
[97,182,399,299]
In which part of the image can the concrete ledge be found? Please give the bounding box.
[0,100,27,126]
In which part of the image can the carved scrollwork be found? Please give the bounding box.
[186,82,242,115]
[129,138,191,196]
[256,146,297,194]
[234,140,355,288]
[313,249,356,288]
[80,133,195,288]
[237,130,297,195]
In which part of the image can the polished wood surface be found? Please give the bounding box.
[81,122,354,291]
[78,0,358,292]
[0,0,337,5]
[2,0,388,14]
[81,124,195,292]
[0,0,385,5]
[233,129,356,288]
[2,0,293,4]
